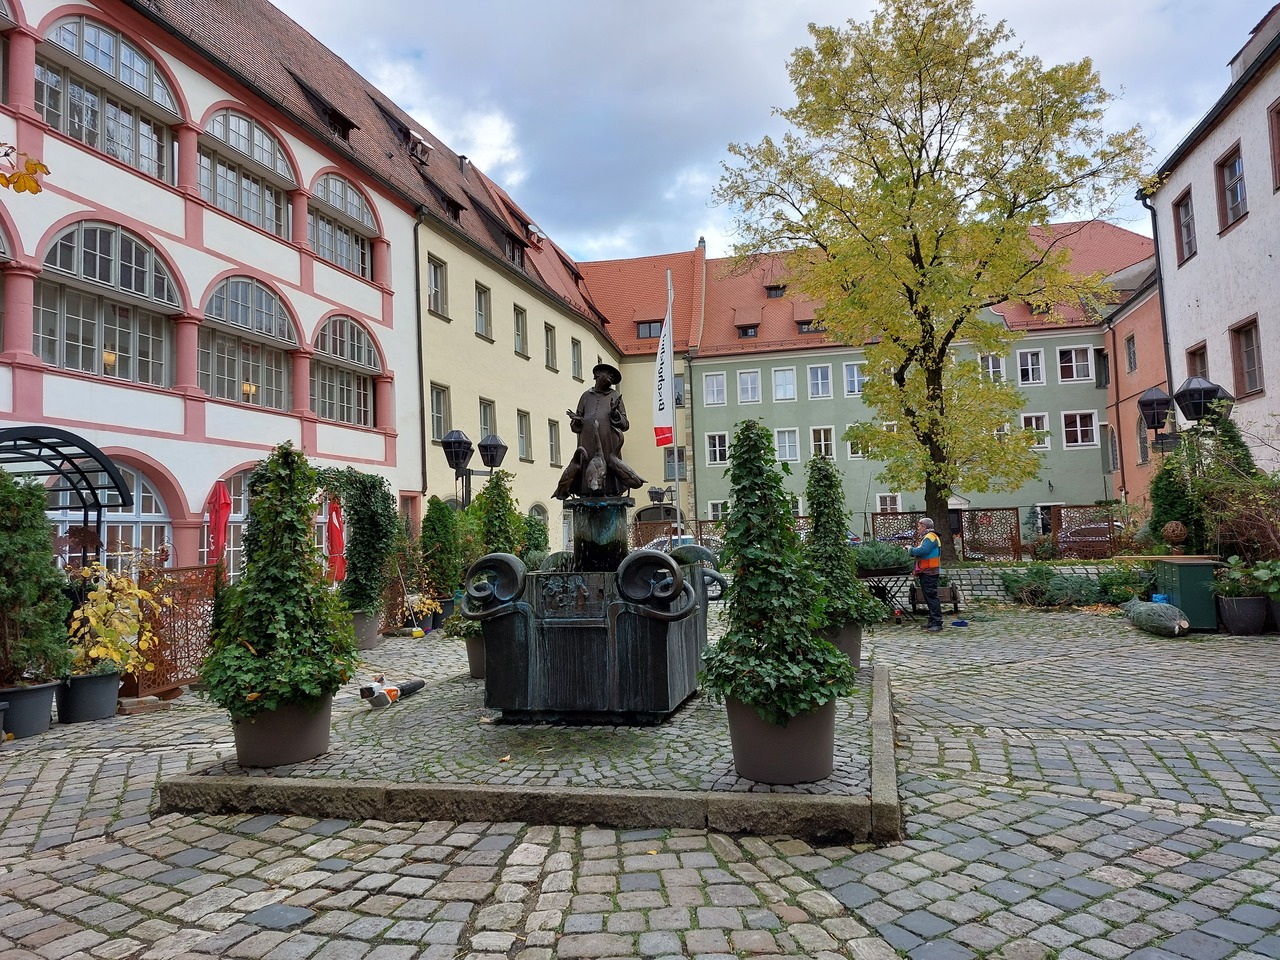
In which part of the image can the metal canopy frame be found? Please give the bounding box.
[0,426,133,532]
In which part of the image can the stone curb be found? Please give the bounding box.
[157,670,902,844]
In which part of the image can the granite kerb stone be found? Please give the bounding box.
[156,670,903,844]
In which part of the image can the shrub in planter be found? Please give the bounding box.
[322,467,399,616]
[201,443,358,727]
[65,561,165,676]
[474,469,523,556]
[853,539,912,575]
[700,420,857,729]
[804,455,888,633]
[421,495,463,599]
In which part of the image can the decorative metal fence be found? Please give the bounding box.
[129,564,217,699]
[1049,504,1125,559]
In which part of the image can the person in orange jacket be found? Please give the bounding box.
[908,517,944,632]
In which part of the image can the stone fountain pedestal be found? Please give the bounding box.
[461,498,723,724]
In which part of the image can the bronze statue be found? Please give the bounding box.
[553,363,646,499]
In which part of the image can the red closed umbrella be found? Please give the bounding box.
[327,497,347,583]
[205,480,232,564]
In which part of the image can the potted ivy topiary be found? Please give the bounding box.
[201,442,358,767]
[61,561,165,723]
[804,455,887,670]
[421,495,463,625]
[699,420,858,784]
[323,467,399,649]
[1211,555,1269,635]
[0,469,73,738]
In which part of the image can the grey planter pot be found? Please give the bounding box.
[725,697,837,784]
[0,681,59,739]
[465,635,485,679]
[232,695,333,767]
[352,610,384,650]
[56,671,121,723]
[820,622,863,672]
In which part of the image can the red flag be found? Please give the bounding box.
[327,498,346,582]
[205,481,232,564]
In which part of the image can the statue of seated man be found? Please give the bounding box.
[553,363,646,499]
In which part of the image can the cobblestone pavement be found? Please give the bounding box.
[2,607,1279,959]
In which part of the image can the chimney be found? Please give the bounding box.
[697,236,706,250]
[459,154,469,177]
[1230,3,1280,82]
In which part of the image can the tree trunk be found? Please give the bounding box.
[924,480,958,562]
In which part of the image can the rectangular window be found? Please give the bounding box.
[844,361,866,396]
[637,321,662,339]
[1218,145,1247,228]
[877,494,901,513]
[737,325,758,339]
[1062,411,1098,448]
[706,432,729,465]
[811,427,834,459]
[429,383,450,441]
[1231,317,1264,396]
[1108,427,1120,473]
[704,372,726,405]
[1173,190,1196,263]
[427,257,447,315]
[548,420,562,466]
[544,324,557,370]
[664,447,687,481]
[517,410,532,460]
[708,501,728,521]
[1057,346,1092,382]
[738,370,761,403]
[513,306,528,356]
[1125,335,1137,373]
[475,284,492,339]
[1018,349,1044,385]
[1021,413,1050,450]
[1095,349,1110,389]
[571,338,583,379]
[765,285,785,299]
[847,425,865,460]
[674,373,685,407]
[479,398,496,439]
[808,364,832,399]
[980,354,1005,382]
[1186,343,1208,380]
[775,428,799,462]
[773,367,796,401]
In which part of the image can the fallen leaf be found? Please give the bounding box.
[499,755,511,762]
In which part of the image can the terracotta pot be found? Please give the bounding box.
[232,695,333,767]
[725,697,836,784]
[0,681,59,739]
[56,671,121,723]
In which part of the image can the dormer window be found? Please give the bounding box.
[505,235,524,268]
[637,321,663,339]
[765,284,786,299]
[797,320,825,334]
[737,325,759,339]
[1028,302,1051,316]
[290,70,357,142]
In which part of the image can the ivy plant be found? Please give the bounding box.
[420,495,462,596]
[699,419,857,726]
[321,467,399,614]
[474,469,524,556]
[201,442,357,720]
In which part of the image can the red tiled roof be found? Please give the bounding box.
[577,249,703,356]
[697,255,829,357]
[125,0,605,331]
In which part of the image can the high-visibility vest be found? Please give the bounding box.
[913,532,941,573]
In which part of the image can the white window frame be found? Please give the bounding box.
[427,256,447,316]
[846,425,865,460]
[1017,348,1045,386]
[980,354,1006,382]
[310,315,380,427]
[708,500,728,522]
[877,493,901,513]
[544,323,557,371]
[1021,412,1050,450]
[571,338,583,379]
[475,284,492,339]
[548,419,561,466]
[1062,410,1099,448]
[844,361,866,396]
[706,432,729,466]
[811,426,834,459]
[664,446,687,481]
[308,174,376,279]
[516,409,532,460]
[738,369,761,404]
[429,383,451,441]
[703,371,726,406]
[513,306,528,356]
[808,363,833,399]
[772,366,797,402]
[774,427,799,462]
[1124,335,1137,373]
[1057,345,1093,383]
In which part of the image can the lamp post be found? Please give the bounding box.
[1138,378,1234,454]
[441,429,508,507]
[647,485,681,545]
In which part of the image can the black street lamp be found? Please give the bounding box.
[1173,377,1234,423]
[441,429,508,507]
[1137,386,1173,432]
[647,485,676,506]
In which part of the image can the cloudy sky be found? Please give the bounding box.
[270,0,1270,263]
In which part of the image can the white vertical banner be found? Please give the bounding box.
[653,269,675,447]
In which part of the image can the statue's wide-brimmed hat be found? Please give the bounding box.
[592,363,623,385]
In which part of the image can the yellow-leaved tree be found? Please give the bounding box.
[714,0,1149,558]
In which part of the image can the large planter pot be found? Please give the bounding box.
[0,701,8,739]
[465,635,485,679]
[352,610,384,650]
[725,697,837,784]
[820,622,862,672]
[1218,596,1268,635]
[0,681,59,739]
[232,695,333,767]
[56,671,121,724]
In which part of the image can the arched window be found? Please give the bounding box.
[50,464,171,573]
[203,469,248,577]
[36,223,179,385]
[199,109,295,237]
[199,278,297,409]
[36,16,179,182]
[1136,416,1150,465]
[310,315,381,427]
[308,174,376,279]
